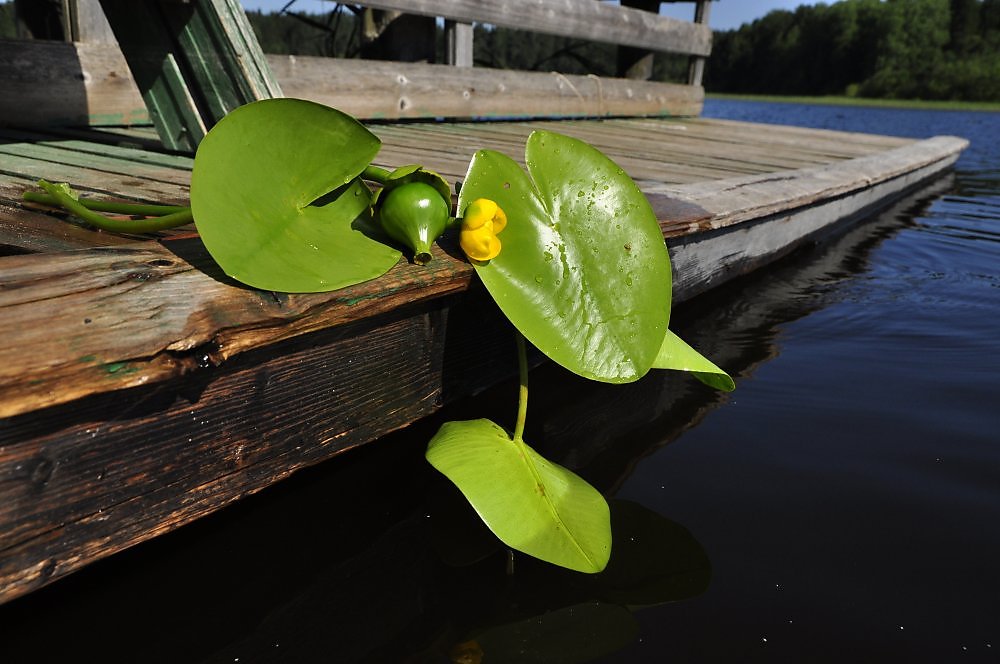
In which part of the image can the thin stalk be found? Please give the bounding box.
[513,331,529,442]
[33,180,193,233]
[23,191,189,216]
[362,164,392,185]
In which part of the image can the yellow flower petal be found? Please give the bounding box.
[491,205,507,234]
[460,226,501,261]
[459,198,506,261]
[462,198,498,231]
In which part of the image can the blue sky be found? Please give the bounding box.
[239,1,830,32]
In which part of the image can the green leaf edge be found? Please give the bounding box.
[653,329,735,392]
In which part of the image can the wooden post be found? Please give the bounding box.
[66,0,116,43]
[615,0,660,79]
[445,20,473,67]
[360,9,437,62]
[687,0,712,86]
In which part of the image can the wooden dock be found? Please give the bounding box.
[0,0,967,604]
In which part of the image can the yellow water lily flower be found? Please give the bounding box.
[460,198,506,261]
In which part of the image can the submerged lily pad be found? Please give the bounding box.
[457,131,671,383]
[426,418,612,573]
[190,98,401,292]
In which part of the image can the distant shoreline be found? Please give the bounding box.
[706,93,1000,114]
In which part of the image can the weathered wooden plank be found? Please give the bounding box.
[0,134,967,421]
[664,150,964,300]
[687,0,712,85]
[0,286,517,602]
[356,0,713,56]
[0,127,194,173]
[650,135,968,228]
[0,181,139,252]
[445,20,473,67]
[0,41,702,126]
[67,0,117,43]
[0,151,188,204]
[272,56,704,120]
[0,239,460,419]
[0,140,192,187]
[0,38,148,127]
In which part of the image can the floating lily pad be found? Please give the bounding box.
[190,98,401,292]
[458,131,671,382]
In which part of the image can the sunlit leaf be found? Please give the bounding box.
[190,98,401,292]
[457,131,671,383]
[426,418,611,573]
[653,329,735,392]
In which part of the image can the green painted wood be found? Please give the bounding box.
[98,0,281,152]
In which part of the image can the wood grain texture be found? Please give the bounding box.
[272,56,704,120]
[0,284,519,601]
[0,39,148,127]
[0,41,701,125]
[357,0,713,56]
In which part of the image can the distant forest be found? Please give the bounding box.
[709,0,1000,101]
[2,0,997,101]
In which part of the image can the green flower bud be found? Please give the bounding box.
[376,181,450,265]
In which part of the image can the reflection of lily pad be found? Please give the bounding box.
[458,131,671,383]
[582,500,711,608]
[468,601,637,664]
[190,98,401,292]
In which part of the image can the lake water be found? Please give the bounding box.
[2,101,998,663]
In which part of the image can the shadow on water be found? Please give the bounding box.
[0,175,954,663]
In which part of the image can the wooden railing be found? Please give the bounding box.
[357,0,713,67]
[0,0,714,151]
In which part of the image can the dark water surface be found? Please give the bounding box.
[2,102,998,663]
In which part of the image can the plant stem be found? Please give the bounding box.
[33,180,193,233]
[23,191,189,216]
[362,164,392,185]
[513,331,529,442]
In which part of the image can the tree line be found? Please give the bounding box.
[707,0,1000,101]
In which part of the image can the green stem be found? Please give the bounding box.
[33,180,193,233]
[362,164,392,185]
[513,331,529,442]
[23,191,189,216]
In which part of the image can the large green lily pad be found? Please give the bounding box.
[458,131,671,383]
[190,98,401,292]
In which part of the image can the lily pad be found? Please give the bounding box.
[426,418,611,573]
[458,131,671,382]
[190,98,401,292]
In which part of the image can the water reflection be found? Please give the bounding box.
[0,175,955,663]
[199,499,708,663]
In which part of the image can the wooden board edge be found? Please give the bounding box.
[654,135,970,230]
[668,148,965,301]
